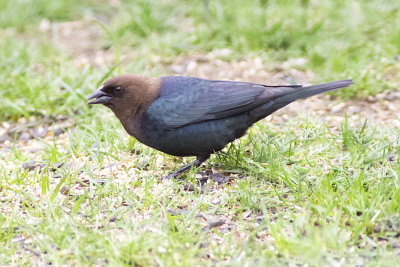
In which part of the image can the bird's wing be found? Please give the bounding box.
[147,77,301,129]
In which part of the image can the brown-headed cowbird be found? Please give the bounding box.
[88,74,353,178]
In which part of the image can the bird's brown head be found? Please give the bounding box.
[87,74,161,119]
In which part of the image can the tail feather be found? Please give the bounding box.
[274,79,353,104]
[250,79,353,121]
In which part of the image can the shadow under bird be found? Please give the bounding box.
[88,74,353,178]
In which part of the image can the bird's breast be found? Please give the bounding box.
[134,112,251,157]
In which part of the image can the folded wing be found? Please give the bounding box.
[147,76,303,129]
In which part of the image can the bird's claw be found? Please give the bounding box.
[159,172,181,181]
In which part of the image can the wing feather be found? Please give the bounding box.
[147,77,301,129]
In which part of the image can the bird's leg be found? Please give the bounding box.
[164,155,210,180]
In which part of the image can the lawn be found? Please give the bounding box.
[1,0,400,265]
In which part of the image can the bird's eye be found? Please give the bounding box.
[115,86,122,91]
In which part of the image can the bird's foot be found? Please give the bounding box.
[160,172,181,181]
[159,155,209,180]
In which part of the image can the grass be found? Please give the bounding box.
[2,115,400,265]
[1,0,400,265]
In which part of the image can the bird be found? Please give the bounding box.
[87,74,353,179]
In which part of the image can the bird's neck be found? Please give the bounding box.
[114,110,146,143]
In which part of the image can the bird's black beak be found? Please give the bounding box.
[87,88,112,105]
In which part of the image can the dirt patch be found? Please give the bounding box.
[167,51,315,85]
[38,19,114,67]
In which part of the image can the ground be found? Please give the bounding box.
[1,1,400,266]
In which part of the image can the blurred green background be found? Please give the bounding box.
[0,0,399,120]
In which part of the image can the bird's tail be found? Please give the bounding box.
[274,79,353,104]
[251,79,353,121]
